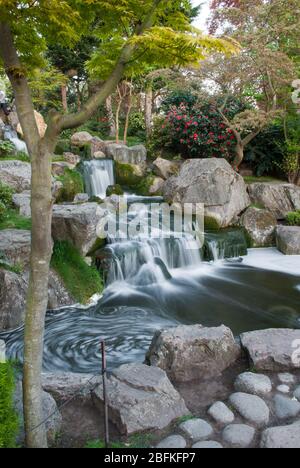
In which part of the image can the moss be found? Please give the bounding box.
[115,162,144,187]
[86,237,106,256]
[54,139,72,155]
[286,210,300,226]
[71,143,92,160]
[204,216,221,231]
[243,176,283,184]
[88,196,104,204]
[56,168,84,203]
[135,175,155,196]
[0,209,31,231]
[106,184,124,197]
[51,241,103,304]
[0,362,19,448]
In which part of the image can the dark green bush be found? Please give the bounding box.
[128,112,146,139]
[0,183,13,208]
[0,362,19,448]
[56,168,84,202]
[286,210,300,226]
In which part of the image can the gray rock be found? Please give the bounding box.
[93,151,106,159]
[52,202,102,256]
[42,372,100,403]
[223,424,255,448]
[274,395,300,420]
[47,270,74,310]
[192,441,223,449]
[146,324,241,383]
[12,191,31,218]
[241,329,300,372]
[278,373,296,384]
[179,419,214,442]
[14,381,62,447]
[208,402,235,425]
[149,177,165,195]
[240,207,277,247]
[52,161,74,176]
[248,182,300,219]
[277,385,290,394]
[294,386,300,401]
[229,393,270,426]
[163,159,250,228]
[261,421,300,448]
[234,372,272,396]
[156,435,187,449]
[0,269,27,330]
[106,143,147,166]
[63,152,81,165]
[73,193,89,204]
[276,226,300,255]
[92,363,189,435]
[71,131,94,146]
[153,157,179,180]
[0,160,31,192]
[0,339,5,363]
[0,229,31,267]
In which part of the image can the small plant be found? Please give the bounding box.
[286,210,300,226]
[0,362,19,448]
[0,140,15,157]
[56,169,84,202]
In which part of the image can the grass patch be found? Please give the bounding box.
[51,241,103,304]
[0,209,31,231]
[243,176,283,184]
[0,362,19,448]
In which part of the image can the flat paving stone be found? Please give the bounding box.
[223,424,255,448]
[274,395,300,420]
[261,421,300,449]
[179,418,214,442]
[234,372,272,396]
[156,435,187,449]
[229,393,270,426]
[192,441,223,449]
[208,401,235,425]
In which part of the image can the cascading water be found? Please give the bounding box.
[82,159,115,199]
[4,125,28,154]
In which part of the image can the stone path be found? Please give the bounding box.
[156,371,300,449]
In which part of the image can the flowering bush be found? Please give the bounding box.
[164,103,237,160]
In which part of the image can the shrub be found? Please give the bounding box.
[56,169,84,202]
[0,362,19,448]
[128,112,146,138]
[161,90,198,112]
[286,210,300,226]
[0,140,15,157]
[0,183,13,208]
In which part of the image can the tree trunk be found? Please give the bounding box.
[145,82,153,140]
[123,84,133,145]
[106,95,116,138]
[233,142,244,170]
[61,84,68,113]
[115,85,123,144]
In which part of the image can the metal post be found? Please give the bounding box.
[101,340,110,448]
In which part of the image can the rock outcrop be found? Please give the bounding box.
[106,144,147,166]
[0,160,31,192]
[146,324,241,382]
[240,207,277,247]
[163,159,250,228]
[153,157,179,180]
[12,191,31,218]
[248,182,300,219]
[0,269,27,329]
[276,226,300,255]
[92,363,189,435]
[71,131,95,146]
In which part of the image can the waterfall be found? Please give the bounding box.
[4,125,28,154]
[83,159,115,199]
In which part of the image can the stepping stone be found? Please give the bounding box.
[192,441,223,449]
[274,395,300,420]
[229,393,270,426]
[278,373,296,385]
[179,418,214,442]
[277,385,290,394]
[261,421,300,448]
[156,435,187,449]
[208,402,235,425]
[294,386,300,401]
[223,424,255,448]
[234,372,272,396]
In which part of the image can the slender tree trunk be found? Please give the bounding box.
[61,84,68,113]
[123,83,133,145]
[145,82,153,140]
[115,85,123,144]
[105,95,116,138]
[233,141,245,170]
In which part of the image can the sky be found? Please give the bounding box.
[192,0,211,32]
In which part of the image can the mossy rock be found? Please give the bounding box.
[135,175,156,196]
[87,237,107,256]
[204,216,221,231]
[115,161,144,187]
[56,169,84,203]
[89,196,104,204]
[106,184,124,197]
[71,142,92,160]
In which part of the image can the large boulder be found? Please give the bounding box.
[71,131,95,146]
[0,160,31,192]
[153,157,179,180]
[276,226,300,255]
[163,159,250,228]
[17,110,47,138]
[248,183,300,219]
[42,372,100,403]
[261,421,300,449]
[47,270,74,310]
[240,207,277,247]
[0,229,31,267]
[146,324,241,382]
[92,363,189,435]
[115,161,146,187]
[106,144,147,166]
[0,269,27,330]
[52,203,101,256]
[12,191,31,218]
[241,329,300,372]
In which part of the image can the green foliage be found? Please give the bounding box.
[0,140,15,157]
[106,184,124,197]
[127,112,146,139]
[115,162,143,188]
[286,210,300,226]
[0,201,5,222]
[0,209,31,231]
[54,139,72,156]
[0,182,13,208]
[56,169,84,202]
[51,241,103,304]
[0,362,19,448]
[243,176,282,185]
[161,89,197,111]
